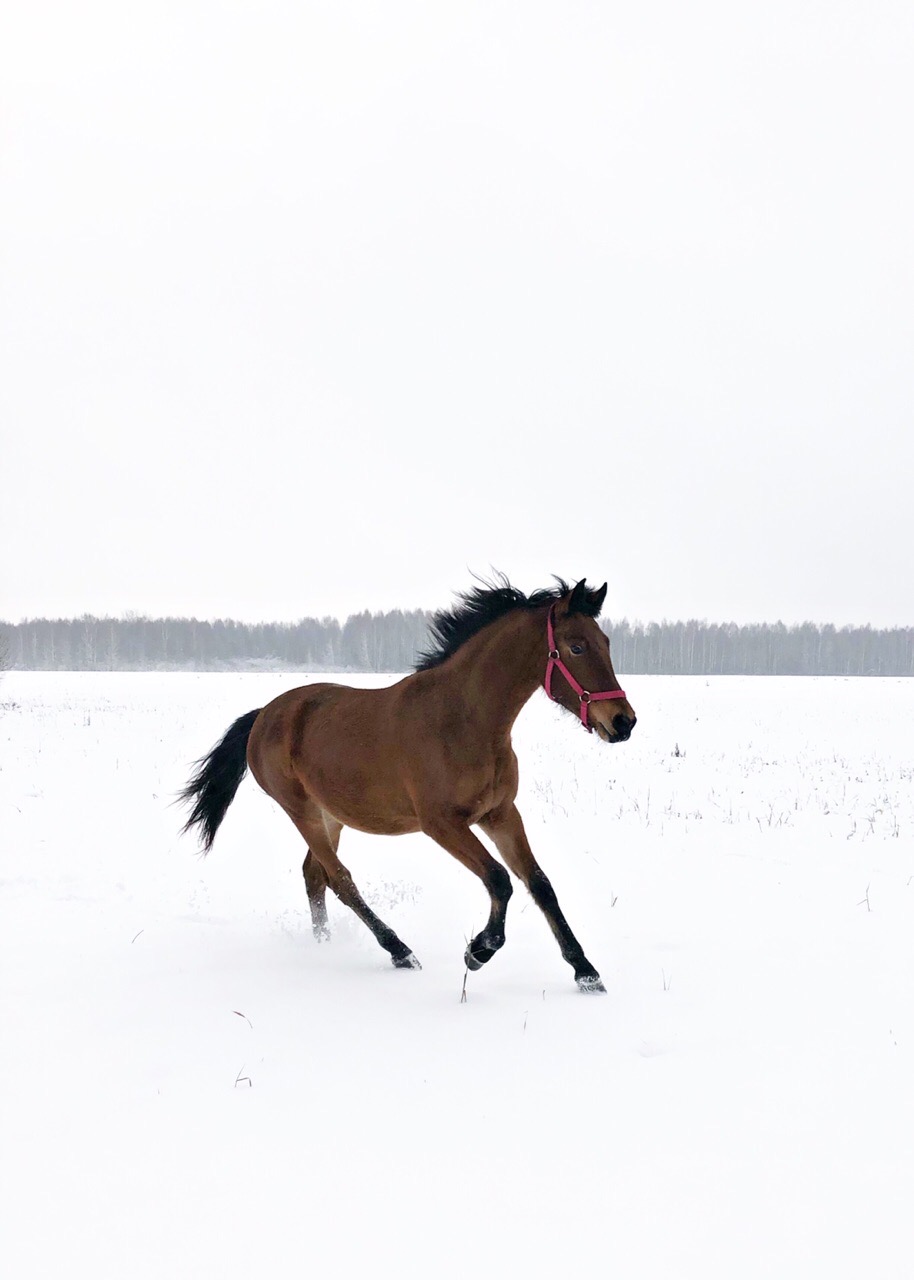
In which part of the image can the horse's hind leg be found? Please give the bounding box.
[293,813,421,971]
[302,851,330,942]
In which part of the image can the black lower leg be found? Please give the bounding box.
[528,868,604,991]
[331,869,421,970]
[465,864,513,970]
[303,853,330,942]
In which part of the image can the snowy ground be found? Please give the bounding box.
[2,672,912,1278]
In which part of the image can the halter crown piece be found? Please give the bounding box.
[545,604,627,732]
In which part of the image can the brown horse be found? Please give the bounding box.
[180,578,636,991]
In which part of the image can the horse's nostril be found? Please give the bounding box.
[612,712,635,739]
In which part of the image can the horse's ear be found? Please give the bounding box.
[568,579,589,615]
[590,582,608,616]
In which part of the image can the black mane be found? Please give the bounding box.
[415,575,602,672]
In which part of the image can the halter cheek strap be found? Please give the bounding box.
[545,605,627,732]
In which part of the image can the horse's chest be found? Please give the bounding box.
[449,752,517,823]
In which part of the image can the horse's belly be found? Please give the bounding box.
[306,773,421,837]
[332,809,422,837]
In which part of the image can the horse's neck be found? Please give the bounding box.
[448,608,545,739]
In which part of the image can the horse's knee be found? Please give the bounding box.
[527,866,557,909]
[487,862,513,907]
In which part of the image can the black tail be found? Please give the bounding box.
[179,709,262,852]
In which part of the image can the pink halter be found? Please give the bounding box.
[545,604,627,732]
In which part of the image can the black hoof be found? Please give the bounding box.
[392,951,422,970]
[576,974,606,993]
[465,940,502,970]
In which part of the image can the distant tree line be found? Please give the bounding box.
[608,619,914,676]
[0,611,430,673]
[2,612,913,676]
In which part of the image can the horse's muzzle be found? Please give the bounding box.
[612,711,636,741]
[598,711,636,743]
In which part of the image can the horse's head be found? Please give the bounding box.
[546,580,637,743]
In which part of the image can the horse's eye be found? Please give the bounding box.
[569,643,585,656]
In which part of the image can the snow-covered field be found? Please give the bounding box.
[2,672,912,1278]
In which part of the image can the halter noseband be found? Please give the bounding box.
[545,604,627,732]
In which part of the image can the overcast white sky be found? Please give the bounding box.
[2,2,912,627]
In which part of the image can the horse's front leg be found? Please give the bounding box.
[421,815,513,971]
[479,804,605,993]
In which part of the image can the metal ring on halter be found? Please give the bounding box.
[580,691,592,703]
[548,649,560,661]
